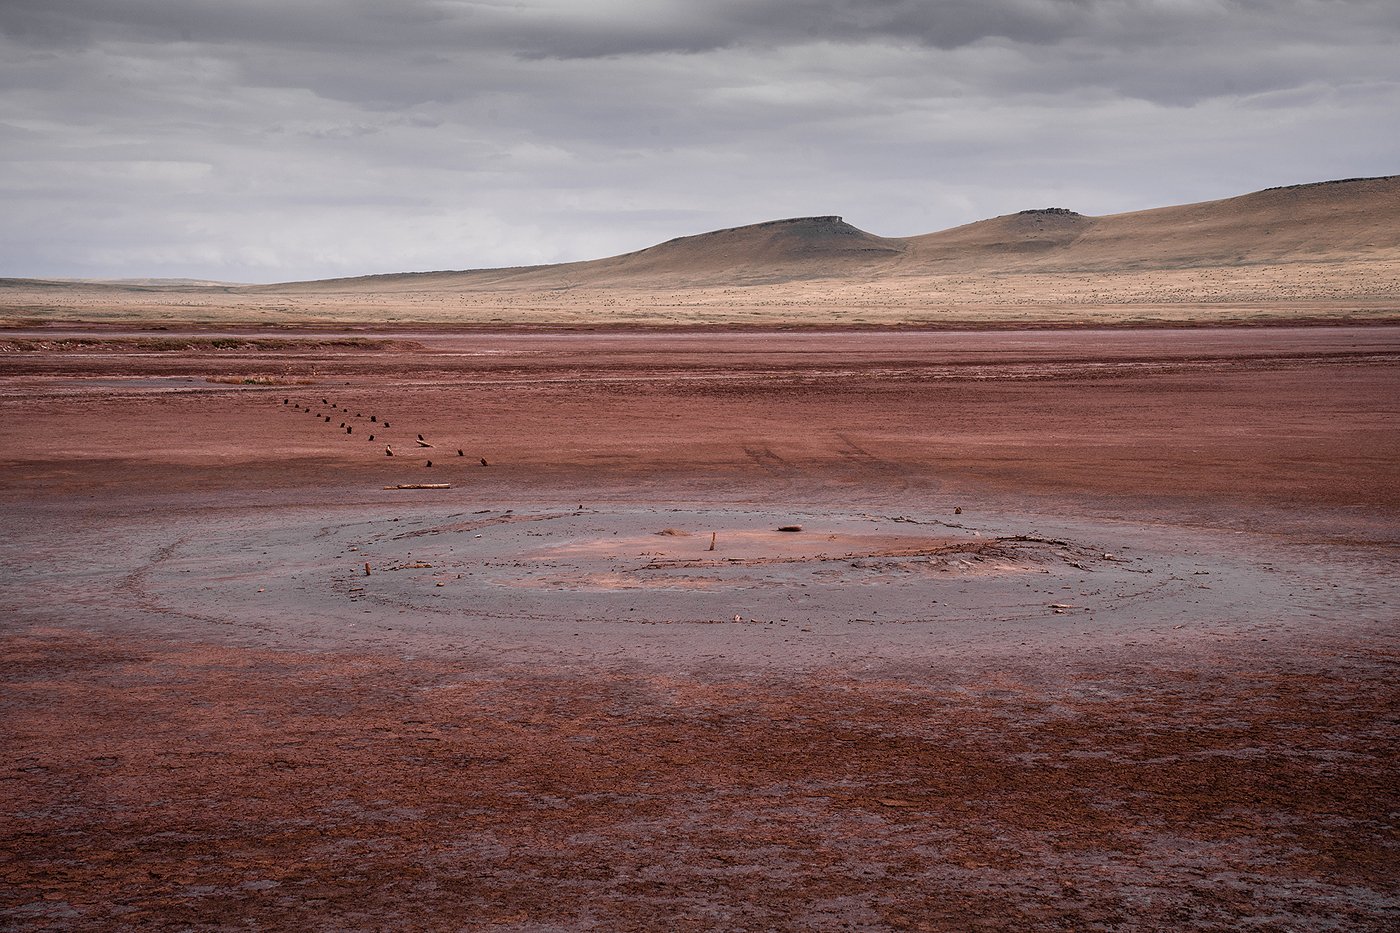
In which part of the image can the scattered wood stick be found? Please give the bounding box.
[383,483,452,490]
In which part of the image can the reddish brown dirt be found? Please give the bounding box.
[5,628,1395,931]
[2,326,1398,930]
[4,326,1399,521]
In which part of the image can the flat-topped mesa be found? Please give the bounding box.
[643,215,894,252]
[1261,174,1398,193]
[903,205,1095,266]
[582,214,908,285]
[754,215,844,225]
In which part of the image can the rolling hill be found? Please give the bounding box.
[903,175,1400,272]
[2,176,1396,326]
[253,174,1398,293]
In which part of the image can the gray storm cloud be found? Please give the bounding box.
[1,0,1396,280]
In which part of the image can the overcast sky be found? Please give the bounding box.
[2,0,1396,282]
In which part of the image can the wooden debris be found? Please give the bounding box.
[383,483,452,490]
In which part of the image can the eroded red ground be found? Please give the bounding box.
[2,326,1398,930]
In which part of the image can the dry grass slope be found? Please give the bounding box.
[2,176,1396,326]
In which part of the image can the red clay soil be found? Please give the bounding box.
[4,326,1399,519]
[5,628,1394,931]
[2,326,1398,930]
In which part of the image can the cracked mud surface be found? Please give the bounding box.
[2,326,1398,930]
